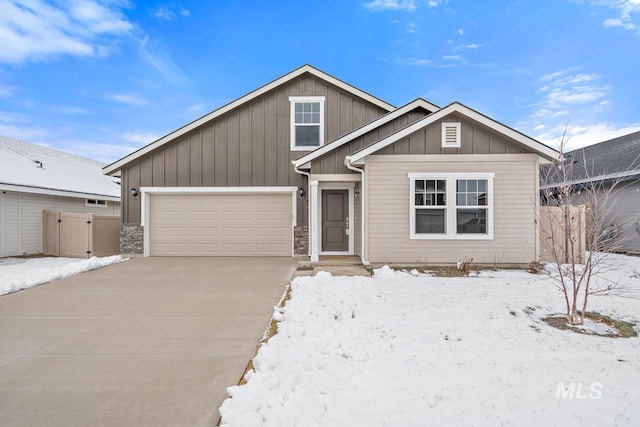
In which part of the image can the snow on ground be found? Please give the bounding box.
[0,255,125,296]
[220,254,640,427]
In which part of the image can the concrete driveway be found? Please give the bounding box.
[0,257,297,427]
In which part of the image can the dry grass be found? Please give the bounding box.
[543,312,637,338]
[237,285,293,386]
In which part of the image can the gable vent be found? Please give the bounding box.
[441,122,461,148]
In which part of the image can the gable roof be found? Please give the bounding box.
[0,135,120,200]
[563,130,640,183]
[346,102,559,165]
[103,64,396,176]
[293,98,439,169]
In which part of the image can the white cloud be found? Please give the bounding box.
[106,93,147,105]
[151,6,191,21]
[535,122,640,150]
[50,105,92,114]
[536,71,608,111]
[123,131,161,146]
[0,0,132,63]
[593,0,640,30]
[187,103,204,114]
[456,28,465,35]
[407,22,416,33]
[0,83,18,98]
[138,36,188,85]
[364,0,416,11]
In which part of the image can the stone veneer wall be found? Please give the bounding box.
[121,224,307,256]
[294,225,309,255]
[121,224,143,254]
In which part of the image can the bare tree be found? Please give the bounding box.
[539,129,636,325]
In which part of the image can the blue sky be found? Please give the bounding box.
[0,0,639,164]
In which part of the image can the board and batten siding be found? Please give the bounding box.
[0,190,119,257]
[311,109,429,175]
[120,73,388,225]
[373,113,530,157]
[364,154,540,264]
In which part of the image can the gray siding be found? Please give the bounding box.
[121,73,388,224]
[374,113,529,157]
[365,154,539,264]
[610,180,640,251]
[311,109,429,175]
[572,179,640,251]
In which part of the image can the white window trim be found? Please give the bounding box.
[408,172,494,240]
[289,96,325,151]
[441,122,461,148]
[85,199,108,208]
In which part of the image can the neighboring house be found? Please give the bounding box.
[0,136,121,257]
[104,65,557,264]
[541,130,640,252]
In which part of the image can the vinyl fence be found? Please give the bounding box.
[43,211,120,258]
[539,205,586,264]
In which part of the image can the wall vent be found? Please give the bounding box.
[441,122,461,148]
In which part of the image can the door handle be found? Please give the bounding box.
[345,217,349,235]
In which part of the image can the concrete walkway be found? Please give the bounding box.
[0,257,297,427]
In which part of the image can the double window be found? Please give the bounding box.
[290,96,325,150]
[409,173,494,239]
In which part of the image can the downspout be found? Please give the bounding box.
[292,161,311,257]
[345,156,369,265]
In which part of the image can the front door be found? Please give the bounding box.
[322,189,349,252]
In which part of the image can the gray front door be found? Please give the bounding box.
[322,189,349,252]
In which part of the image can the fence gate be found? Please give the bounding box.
[539,205,586,264]
[43,211,120,258]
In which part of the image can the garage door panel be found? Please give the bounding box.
[149,193,292,256]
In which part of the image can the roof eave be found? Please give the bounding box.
[103,65,396,175]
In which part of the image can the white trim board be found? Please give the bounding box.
[104,65,396,176]
[294,98,439,169]
[346,102,558,165]
[0,183,120,202]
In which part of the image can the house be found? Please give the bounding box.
[103,65,557,264]
[0,135,121,257]
[541,130,640,252]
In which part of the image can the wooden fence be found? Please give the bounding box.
[43,211,120,258]
[539,205,586,264]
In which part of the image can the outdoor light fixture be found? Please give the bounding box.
[298,187,305,198]
[130,187,138,199]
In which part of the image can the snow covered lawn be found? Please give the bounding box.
[220,255,640,427]
[0,255,125,296]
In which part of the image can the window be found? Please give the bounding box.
[441,122,461,148]
[413,179,447,234]
[290,96,325,150]
[409,173,494,239]
[86,199,108,207]
[456,179,488,234]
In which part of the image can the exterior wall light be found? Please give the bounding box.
[130,187,138,199]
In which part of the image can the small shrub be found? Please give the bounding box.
[528,259,546,274]
[456,256,474,275]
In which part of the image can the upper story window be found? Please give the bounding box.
[409,172,494,240]
[290,96,325,151]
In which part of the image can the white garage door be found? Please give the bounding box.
[148,193,293,256]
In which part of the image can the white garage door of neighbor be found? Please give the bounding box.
[149,193,293,256]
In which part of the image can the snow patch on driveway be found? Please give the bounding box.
[0,255,125,296]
